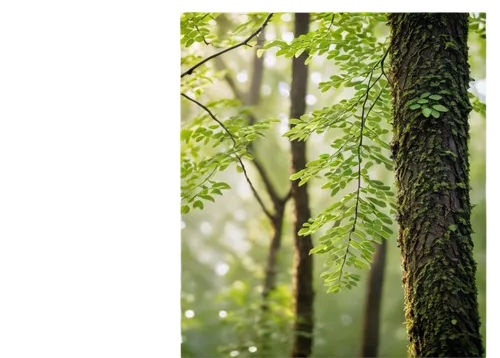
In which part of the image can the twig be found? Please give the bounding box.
[181,92,274,220]
[251,157,281,206]
[181,13,274,78]
[327,13,335,33]
[194,24,211,46]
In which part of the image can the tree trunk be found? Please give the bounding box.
[359,239,387,358]
[262,209,285,299]
[290,12,314,358]
[388,13,484,357]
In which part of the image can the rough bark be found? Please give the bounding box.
[388,13,484,357]
[359,240,387,358]
[290,13,314,358]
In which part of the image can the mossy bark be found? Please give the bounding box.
[290,12,314,358]
[388,13,484,357]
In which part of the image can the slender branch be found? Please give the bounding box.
[194,24,210,46]
[194,14,224,48]
[181,13,274,78]
[181,93,274,220]
[327,13,335,33]
[251,158,281,206]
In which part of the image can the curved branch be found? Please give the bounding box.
[181,13,274,78]
[181,93,274,220]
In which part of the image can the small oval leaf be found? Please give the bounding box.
[433,104,449,112]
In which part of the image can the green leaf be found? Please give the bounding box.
[298,228,310,236]
[409,104,421,110]
[200,194,215,202]
[212,182,231,190]
[211,188,223,196]
[309,245,327,254]
[321,182,331,189]
[431,110,440,118]
[451,319,457,325]
[256,49,265,58]
[432,104,449,112]
[181,205,190,214]
[236,165,243,173]
[298,178,308,187]
[295,48,306,58]
[326,285,340,294]
[448,225,457,232]
[429,94,442,100]
[290,172,303,180]
[417,99,429,104]
[422,108,432,117]
[193,200,204,210]
[367,197,387,208]
[420,92,431,98]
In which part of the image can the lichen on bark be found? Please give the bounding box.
[388,13,484,357]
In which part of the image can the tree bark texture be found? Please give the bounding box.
[290,12,314,358]
[388,13,484,357]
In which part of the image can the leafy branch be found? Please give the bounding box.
[337,69,374,286]
[181,92,274,220]
[181,13,274,78]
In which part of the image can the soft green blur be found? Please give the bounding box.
[181,13,486,358]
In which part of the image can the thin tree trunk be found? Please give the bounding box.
[262,208,285,299]
[359,239,387,358]
[388,13,483,357]
[290,12,314,358]
[215,23,291,356]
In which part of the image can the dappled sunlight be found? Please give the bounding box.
[281,14,292,22]
[264,53,276,67]
[278,81,290,97]
[278,113,289,136]
[232,209,247,222]
[281,31,294,43]
[215,262,229,276]
[223,222,249,253]
[261,84,272,96]
[236,181,252,200]
[236,71,248,83]
[306,94,317,106]
[311,71,322,84]
[200,221,213,235]
[265,32,276,41]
